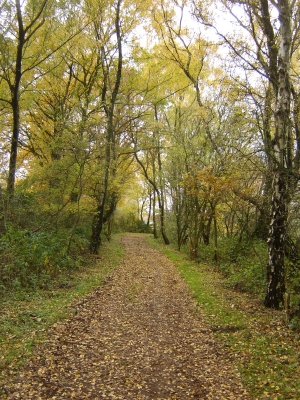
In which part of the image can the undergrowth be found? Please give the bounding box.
[0,228,89,294]
[190,237,268,296]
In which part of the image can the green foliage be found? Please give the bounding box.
[179,237,268,296]
[7,192,40,230]
[285,258,300,327]
[136,220,153,234]
[0,228,80,293]
[114,212,152,234]
[218,238,267,295]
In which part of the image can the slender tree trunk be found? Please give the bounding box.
[265,0,293,308]
[254,85,273,240]
[7,2,25,200]
[152,191,158,239]
[0,186,6,235]
[146,192,152,226]
[155,107,170,245]
[7,97,20,200]
[89,0,122,254]
[134,151,169,244]
[90,198,106,254]
[139,199,145,222]
[202,214,213,245]
[188,198,202,260]
[158,197,170,245]
[213,206,219,264]
[90,114,113,254]
[174,193,188,251]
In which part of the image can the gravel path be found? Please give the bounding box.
[6,234,249,399]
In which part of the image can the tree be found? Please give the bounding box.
[0,0,49,200]
[127,48,184,245]
[133,104,171,245]
[193,0,300,308]
[89,0,149,253]
[88,0,123,253]
[23,40,100,244]
[0,0,87,204]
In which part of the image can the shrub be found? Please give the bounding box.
[0,228,77,293]
[218,238,267,295]
[181,237,268,296]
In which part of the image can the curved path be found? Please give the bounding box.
[7,234,249,399]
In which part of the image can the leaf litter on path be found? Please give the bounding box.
[3,234,249,399]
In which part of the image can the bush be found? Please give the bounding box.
[181,237,268,296]
[113,212,152,234]
[0,228,78,293]
[285,258,300,325]
[218,238,267,295]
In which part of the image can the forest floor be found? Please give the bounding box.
[3,234,249,399]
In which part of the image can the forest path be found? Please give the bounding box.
[7,234,249,399]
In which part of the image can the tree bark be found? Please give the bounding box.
[152,191,158,239]
[264,0,293,308]
[264,172,287,307]
[7,1,25,200]
[146,191,152,227]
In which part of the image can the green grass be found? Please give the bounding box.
[0,235,124,387]
[148,237,300,400]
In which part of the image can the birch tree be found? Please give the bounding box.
[193,0,300,308]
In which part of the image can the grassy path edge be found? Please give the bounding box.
[148,236,300,400]
[0,235,124,393]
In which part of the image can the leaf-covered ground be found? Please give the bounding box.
[3,234,249,399]
[152,239,300,399]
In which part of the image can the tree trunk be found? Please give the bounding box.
[7,0,48,200]
[213,205,219,264]
[89,0,122,254]
[90,203,105,254]
[90,192,118,254]
[202,214,213,245]
[188,199,202,260]
[90,119,111,254]
[264,172,287,307]
[160,210,170,244]
[253,173,273,240]
[7,2,25,200]
[134,148,169,244]
[264,0,293,308]
[146,192,152,227]
[156,108,170,245]
[157,194,170,245]
[152,191,158,239]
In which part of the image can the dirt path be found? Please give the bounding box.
[6,234,249,399]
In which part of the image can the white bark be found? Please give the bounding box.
[265,0,292,308]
